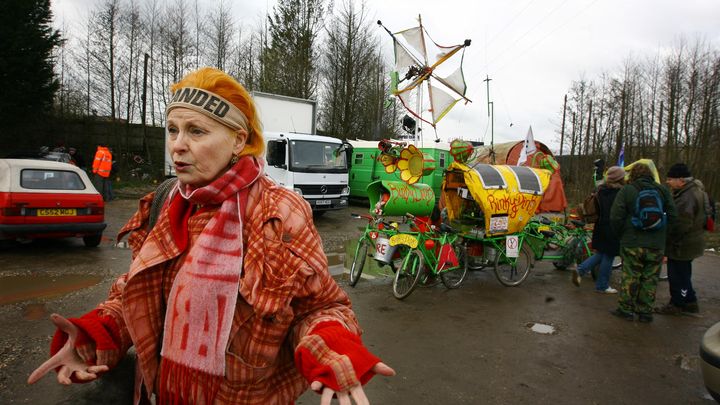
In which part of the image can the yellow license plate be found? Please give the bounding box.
[389,233,418,248]
[37,208,77,216]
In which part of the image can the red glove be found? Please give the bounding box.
[295,321,381,392]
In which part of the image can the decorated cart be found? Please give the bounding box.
[441,156,552,285]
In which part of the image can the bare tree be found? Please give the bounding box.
[207,0,234,71]
[89,0,121,119]
[320,0,378,137]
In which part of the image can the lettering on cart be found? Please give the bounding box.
[386,183,434,206]
[487,194,537,218]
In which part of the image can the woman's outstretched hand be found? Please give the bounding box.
[27,314,109,385]
[311,362,395,405]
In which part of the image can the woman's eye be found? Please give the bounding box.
[190,127,205,135]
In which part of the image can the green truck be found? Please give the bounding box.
[347,140,454,201]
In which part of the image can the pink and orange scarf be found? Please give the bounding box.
[159,156,262,402]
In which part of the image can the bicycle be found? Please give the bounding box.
[348,213,403,287]
[477,233,535,287]
[523,217,593,270]
[481,217,593,287]
[390,214,468,300]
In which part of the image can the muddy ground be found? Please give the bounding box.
[0,198,718,404]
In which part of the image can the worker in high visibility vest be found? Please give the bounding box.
[92,145,113,201]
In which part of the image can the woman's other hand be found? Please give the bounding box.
[27,314,109,385]
[311,362,395,405]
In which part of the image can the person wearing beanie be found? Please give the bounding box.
[28,68,395,404]
[609,162,677,323]
[572,166,625,293]
[656,163,706,315]
[605,166,626,183]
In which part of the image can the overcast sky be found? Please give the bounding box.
[52,0,720,151]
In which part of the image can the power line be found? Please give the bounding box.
[486,0,538,53]
[489,0,571,70]
[494,0,601,72]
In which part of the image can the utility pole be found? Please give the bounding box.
[141,53,150,163]
[560,94,567,156]
[484,75,495,164]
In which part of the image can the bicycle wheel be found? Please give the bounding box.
[388,245,410,273]
[440,242,469,289]
[349,239,369,287]
[494,243,532,287]
[393,250,424,300]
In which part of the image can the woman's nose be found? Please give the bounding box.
[170,131,189,154]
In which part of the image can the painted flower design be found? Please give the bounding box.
[397,145,425,184]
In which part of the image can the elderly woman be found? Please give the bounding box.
[29,67,394,404]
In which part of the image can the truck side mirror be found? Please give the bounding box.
[338,142,352,169]
[267,140,287,168]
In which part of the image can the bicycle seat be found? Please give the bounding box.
[540,230,556,238]
[540,216,552,225]
[570,219,586,228]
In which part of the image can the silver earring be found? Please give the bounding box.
[230,154,239,165]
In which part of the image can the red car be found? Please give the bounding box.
[0,159,106,247]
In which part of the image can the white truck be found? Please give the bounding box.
[164,91,350,212]
[254,92,349,212]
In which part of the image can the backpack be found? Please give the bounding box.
[580,191,599,223]
[630,184,666,231]
[148,177,178,231]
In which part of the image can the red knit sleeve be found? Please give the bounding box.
[294,321,381,392]
[50,309,123,368]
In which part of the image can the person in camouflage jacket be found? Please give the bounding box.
[609,162,677,322]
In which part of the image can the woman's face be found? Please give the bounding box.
[167,108,247,188]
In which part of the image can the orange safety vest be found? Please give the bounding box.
[92,146,112,178]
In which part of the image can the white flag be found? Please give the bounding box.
[518,126,537,166]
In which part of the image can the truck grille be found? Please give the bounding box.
[296,184,345,195]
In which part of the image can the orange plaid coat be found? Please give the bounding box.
[102,175,361,404]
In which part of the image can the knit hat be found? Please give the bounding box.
[606,166,625,183]
[666,163,691,178]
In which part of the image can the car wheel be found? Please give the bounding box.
[83,234,102,247]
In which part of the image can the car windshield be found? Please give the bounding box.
[21,169,86,190]
[289,140,347,173]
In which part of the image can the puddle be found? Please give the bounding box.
[0,274,102,305]
[22,303,48,320]
[527,322,556,334]
[674,354,698,371]
[326,252,344,267]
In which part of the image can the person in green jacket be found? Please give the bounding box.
[656,163,706,315]
[609,162,677,322]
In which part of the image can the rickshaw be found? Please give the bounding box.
[441,160,552,286]
[365,180,469,299]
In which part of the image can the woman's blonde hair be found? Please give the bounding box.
[170,67,264,157]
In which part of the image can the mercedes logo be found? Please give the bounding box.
[320,185,327,194]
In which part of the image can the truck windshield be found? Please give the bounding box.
[289,140,348,173]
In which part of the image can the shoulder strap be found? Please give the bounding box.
[148,177,178,231]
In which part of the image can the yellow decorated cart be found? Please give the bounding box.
[442,161,552,238]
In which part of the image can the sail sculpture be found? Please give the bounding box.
[378,16,471,129]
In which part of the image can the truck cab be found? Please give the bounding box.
[265,132,350,212]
